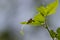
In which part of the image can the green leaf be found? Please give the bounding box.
[49,30,56,38]
[21,12,45,26]
[20,0,58,26]
[56,28,60,40]
[56,28,60,34]
[46,0,58,16]
[36,0,58,16]
[33,12,45,22]
[36,6,47,16]
[31,21,44,26]
[56,34,60,40]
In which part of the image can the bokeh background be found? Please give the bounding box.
[0,0,60,40]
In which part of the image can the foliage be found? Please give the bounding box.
[21,0,58,25]
[56,28,60,40]
[37,0,58,16]
[49,30,56,38]
[20,0,59,40]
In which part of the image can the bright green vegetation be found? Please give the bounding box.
[20,0,59,40]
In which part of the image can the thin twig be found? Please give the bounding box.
[42,17,54,40]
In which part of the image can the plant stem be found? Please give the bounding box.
[42,17,54,40]
[45,25,54,40]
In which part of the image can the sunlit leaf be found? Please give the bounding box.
[46,0,58,16]
[20,0,58,26]
[36,6,47,16]
[36,0,58,16]
[33,12,45,22]
[21,12,45,26]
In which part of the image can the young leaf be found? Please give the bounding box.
[20,0,58,26]
[36,6,47,16]
[36,0,58,16]
[33,12,45,22]
[46,0,58,16]
[21,12,45,26]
